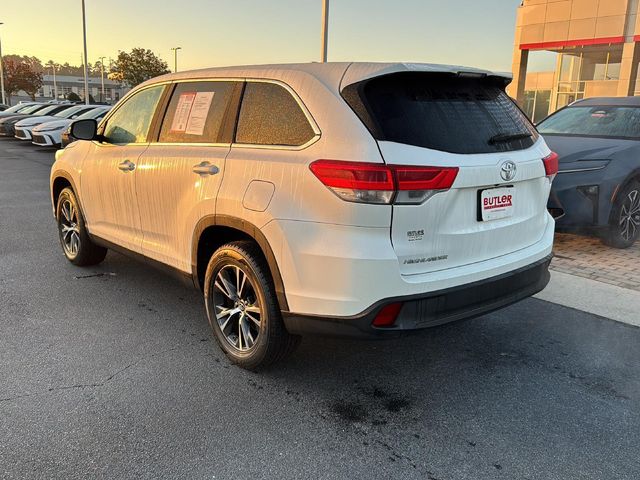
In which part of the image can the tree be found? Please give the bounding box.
[3,54,43,73]
[57,62,85,76]
[2,57,43,103]
[111,48,170,87]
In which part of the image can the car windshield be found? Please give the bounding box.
[54,106,86,118]
[32,105,67,116]
[5,104,33,113]
[20,104,47,115]
[77,107,108,120]
[538,105,640,139]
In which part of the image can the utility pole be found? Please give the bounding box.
[321,0,329,62]
[98,56,106,103]
[0,22,6,105]
[81,0,90,104]
[171,47,182,73]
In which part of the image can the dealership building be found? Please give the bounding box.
[10,74,129,105]
[509,0,640,122]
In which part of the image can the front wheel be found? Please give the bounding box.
[603,181,640,249]
[56,187,107,266]
[204,241,300,370]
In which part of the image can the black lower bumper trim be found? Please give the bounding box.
[283,255,552,338]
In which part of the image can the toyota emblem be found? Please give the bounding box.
[500,161,517,181]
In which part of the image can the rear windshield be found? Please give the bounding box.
[537,105,640,139]
[342,72,538,154]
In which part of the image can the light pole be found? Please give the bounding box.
[98,56,106,103]
[47,62,58,102]
[171,47,182,73]
[0,22,6,105]
[81,0,90,104]
[321,0,329,62]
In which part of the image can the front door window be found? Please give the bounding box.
[102,85,164,144]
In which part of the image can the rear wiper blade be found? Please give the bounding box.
[488,132,533,145]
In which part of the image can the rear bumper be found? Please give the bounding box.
[283,254,552,338]
[264,214,555,317]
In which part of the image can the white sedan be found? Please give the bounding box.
[31,106,111,147]
[14,104,100,142]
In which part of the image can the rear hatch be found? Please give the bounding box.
[342,71,552,275]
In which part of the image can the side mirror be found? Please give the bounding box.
[70,118,98,141]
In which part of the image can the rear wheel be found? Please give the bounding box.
[604,181,640,249]
[56,187,107,265]
[204,241,300,370]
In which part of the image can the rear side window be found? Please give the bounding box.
[235,82,315,146]
[159,81,237,143]
[342,73,538,154]
[537,106,640,139]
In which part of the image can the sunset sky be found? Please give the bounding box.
[2,0,553,72]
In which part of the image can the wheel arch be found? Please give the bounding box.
[612,169,640,202]
[192,215,289,311]
[51,170,80,217]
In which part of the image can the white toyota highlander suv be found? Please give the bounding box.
[50,62,557,369]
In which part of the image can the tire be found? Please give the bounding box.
[56,187,108,266]
[204,241,300,370]
[603,180,640,249]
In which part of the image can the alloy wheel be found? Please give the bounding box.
[60,199,81,257]
[212,265,262,352]
[619,189,640,242]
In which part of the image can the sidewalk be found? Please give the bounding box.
[551,233,640,292]
[536,233,640,328]
[536,270,640,328]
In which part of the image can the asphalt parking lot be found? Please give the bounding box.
[1,140,639,480]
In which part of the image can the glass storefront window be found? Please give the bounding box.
[555,47,621,109]
[523,90,552,123]
[523,91,536,119]
[534,90,551,122]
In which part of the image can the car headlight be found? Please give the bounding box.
[37,124,66,132]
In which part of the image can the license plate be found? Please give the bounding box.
[480,187,514,221]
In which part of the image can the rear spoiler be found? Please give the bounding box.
[340,62,512,91]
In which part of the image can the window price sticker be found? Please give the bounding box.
[170,91,215,135]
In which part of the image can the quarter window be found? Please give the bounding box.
[235,82,315,146]
[102,85,164,144]
[159,81,236,143]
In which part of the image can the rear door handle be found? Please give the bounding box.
[192,161,219,176]
[118,160,135,172]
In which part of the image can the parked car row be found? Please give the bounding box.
[0,101,111,147]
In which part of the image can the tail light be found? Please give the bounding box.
[309,160,459,205]
[543,152,559,181]
[372,302,403,328]
[308,160,394,204]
